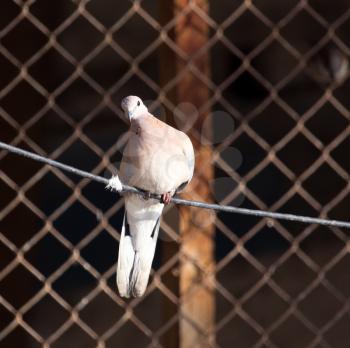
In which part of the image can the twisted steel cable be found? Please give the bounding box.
[1,141,350,229]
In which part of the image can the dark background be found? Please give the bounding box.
[1,1,350,347]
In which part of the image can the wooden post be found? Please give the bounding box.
[174,1,215,347]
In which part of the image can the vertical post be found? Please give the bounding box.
[174,1,215,347]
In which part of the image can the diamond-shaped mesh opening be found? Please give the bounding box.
[29,0,77,31]
[55,79,102,122]
[270,314,315,348]
[251,40,299,85]
[134,288,177,332]
[52,262,97,306]
[28,48,76,93]
[279,72,325,114]
[53,201,98,245]
[84,46,130,90]
[305,102,348,145]
[0,202,44,247]
[0,264,42,309]
[2,18,47,62]
[217,315,260,348]
[82,107,128,150]
[211,176,239,203]
[106,320,151,348]
[209,0,242,23]
[299,284,343,328]
[23,294,70,338]
[303,163,347,205]
[277,133,321,176]
[113,13,159,57]
[26,171,72,216]
[280,10,327,54]
[223,70,270,114]
[224,10,270,54]
[79,291,124,335]
[25,233,71,277]
[57,16,104,61]
[81,230,117,274]
[51,324,96,348]
[248,163,293,205]
[86,0,132,28]
[249,102,296,145]
[244,224,290,267]
[2,1,350,347]
[300,226,345,266]
[26,109,74,154]
[1,80,46,123]
[242,284,289,329]
[273,254,316,297]
[217,254,262,298]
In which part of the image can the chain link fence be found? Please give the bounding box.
[1,0,350,347]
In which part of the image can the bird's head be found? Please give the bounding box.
[121,96,148,121]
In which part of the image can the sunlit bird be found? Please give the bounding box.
[107,96,195,297]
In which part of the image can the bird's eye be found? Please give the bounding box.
[137,101,140,106]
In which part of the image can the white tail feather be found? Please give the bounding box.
[116,197,163,298]
[129,218,160,297]
[116,215,135,298]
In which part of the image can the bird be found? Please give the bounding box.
[107,96,195,298]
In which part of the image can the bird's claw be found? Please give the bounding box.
[161,192,172,205]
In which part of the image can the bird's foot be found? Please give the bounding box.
[161,192,172,205]
[106,175,123,192]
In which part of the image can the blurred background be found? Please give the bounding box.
[1,0,350,347]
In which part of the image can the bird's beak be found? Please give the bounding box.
[127,106,137,120]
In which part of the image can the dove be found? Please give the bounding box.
[107,96,195,297]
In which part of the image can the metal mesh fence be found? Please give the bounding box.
[1,0,350,347]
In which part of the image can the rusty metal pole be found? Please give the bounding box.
[174,1,215,347]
